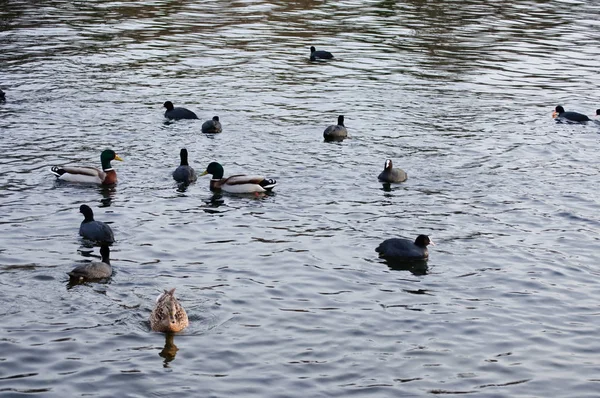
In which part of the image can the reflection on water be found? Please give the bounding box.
[1,0,600,397]
[159,333,179,366]
[384,258,429,275]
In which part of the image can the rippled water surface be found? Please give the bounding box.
[2,0,600,396]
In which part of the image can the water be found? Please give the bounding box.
[1,0,600,396]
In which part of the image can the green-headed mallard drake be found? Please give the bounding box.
[68,245,112,281]
[163,101,198,120]
[200,162,277,193]
[50,149,123,185]
[173,148,197,184]
[150,288,189,333]
[201,116,222,134]
[79,204,114,244]
[378,159,407,183]
[323,115,348,142]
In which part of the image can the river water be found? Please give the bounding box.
[1,0,600,397]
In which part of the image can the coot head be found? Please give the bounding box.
[163,101,174,111]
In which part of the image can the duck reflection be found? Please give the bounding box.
[383,258,429,276]
[159,333,179,365]
[176,182,191,193]
[98,186,116,207]
[205,193,225,208]
[381,182,392,192]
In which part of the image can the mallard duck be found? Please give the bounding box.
[50,149,123,185]
[68,245,112,281]
[163,101,198,120]
[323,115,348,142]
[310,46,334,61]
[552,105,590,123]
[173,148,197,184]
[201,116,222,134]
[378,159,407,183]
[150,288,189,333]
[376,235,434,260]
[201,162,277,193]
[79,204,114,244]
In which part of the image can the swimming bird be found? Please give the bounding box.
[50,149,123,185]
[323,115,348,142]
[376,235,433,260]
[201,162,277,193]
[79,204,115,244]
[202,116,222,134]
[552,105,590,123]
[173,148,197,184]
[163,101,199,120]
[67,245,112,281]
[310,46,334,61]
[0,89,5,101]
[596,109,600,116]
[150,288,189,333]
[378,159,407,183]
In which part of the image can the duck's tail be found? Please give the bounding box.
[50,166,65,178]
[260,178,277,191]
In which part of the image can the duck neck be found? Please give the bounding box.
[101,159,113,171]
[180,154,189,166]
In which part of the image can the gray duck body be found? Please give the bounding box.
[68,245,112,280]
[378,159,407,183]
[173,148,197,184]
[323,115,348,141]
[201,116,222,133]
[79,204,114,244]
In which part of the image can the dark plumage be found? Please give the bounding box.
[163,101,198,120]
[378,159,407,183]
[310,46,334,61]
[376,235,433,260]
[202,116,222,134]
[68,245,112,281]
[79,204,115,244]
[553,105,590,123]
[323,115,348,142]
[0,89,5,101]
[596,109,600,116]
[173,148,197,184]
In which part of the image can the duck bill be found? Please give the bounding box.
[114,155,124,161]
[200,171,208,176]
[429,239,435,246]
[552,111,558,119]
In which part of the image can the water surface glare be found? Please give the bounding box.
[1,0,600,396]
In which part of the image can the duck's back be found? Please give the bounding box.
[165,107,198,120]
[376,238,427,259]
[323,125,347,140]
[68,261,112,280]
[202,118,222,133]
[378,168,407,183]
[80,221,114,243]
[560,111,590,122]
[173,165,196,184]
